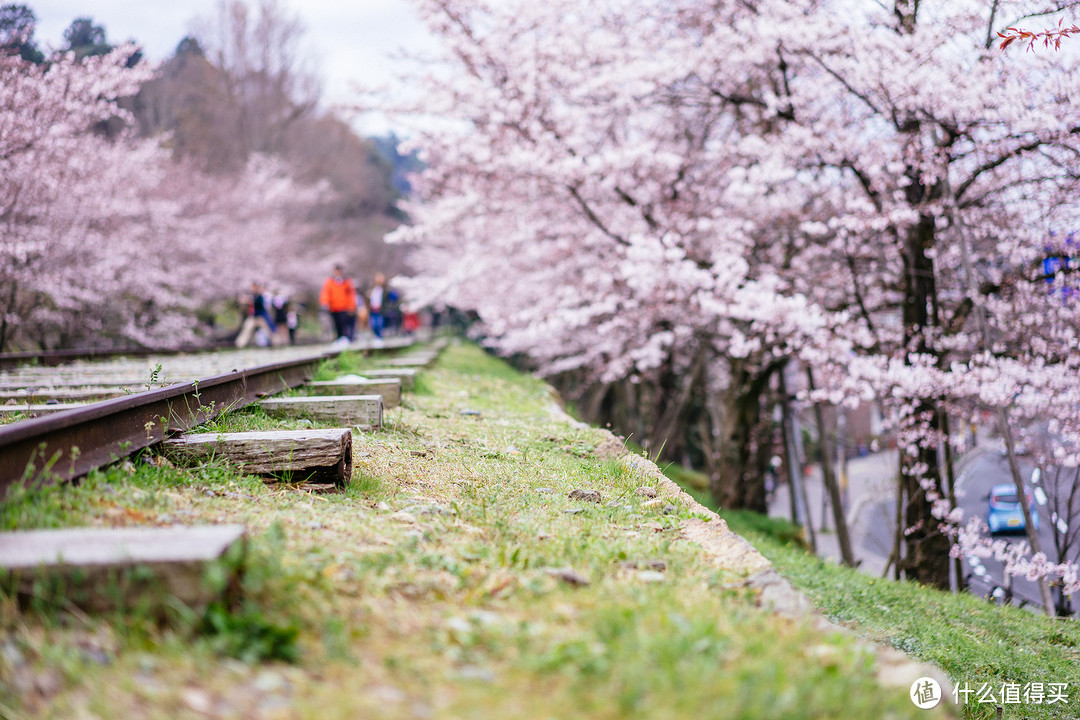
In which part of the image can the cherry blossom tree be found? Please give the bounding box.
[759,0,1080,599]
[388,0,846,512]
[0,44,327,351]
[0,45,151,350]
[386,0,1080,599]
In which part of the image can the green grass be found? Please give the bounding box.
[1,342,948,719]
[622,413,1080,718]
[720,509,1080,719]
[0,412,28,426]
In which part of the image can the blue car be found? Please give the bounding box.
[987,483,1040,535]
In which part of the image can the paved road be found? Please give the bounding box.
[769,438,1077,615]
[954,447,1071,612]
[769,449,897,576]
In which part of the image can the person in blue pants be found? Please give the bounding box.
[369,273,386,341]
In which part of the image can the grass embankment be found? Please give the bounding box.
[3,343,938,719]
[721,511,1080,720]
[653,463,1080,719]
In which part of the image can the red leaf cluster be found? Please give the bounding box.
[998,19,1080,51]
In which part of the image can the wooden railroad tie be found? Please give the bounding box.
[163,428,354,486]
[0,524,246,613]
[303,378,401,408]
[361,368,417,389]
[365,336,413,350]
[383,354,437,368]
[0,387,130,403]
[0,378,153,389]
[0,402,88,417]
[259,395,383,430]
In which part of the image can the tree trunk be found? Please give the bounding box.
[898,209,950,589]
[898,428,951,589]
[708,359,775,513]
[648,350,706,463]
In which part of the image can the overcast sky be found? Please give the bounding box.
[28,0,436,133]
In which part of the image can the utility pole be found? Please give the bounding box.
[940,412,965,592]
[780,361,816,552]
[807,367,856,567]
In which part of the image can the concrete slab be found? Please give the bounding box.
[304,379,401,408]
[260,395,383,430]
[0,524,246,612]
[363,368,417,389]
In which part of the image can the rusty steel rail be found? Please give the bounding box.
[0,352,338,493]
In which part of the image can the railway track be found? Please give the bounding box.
[0,337,418,492]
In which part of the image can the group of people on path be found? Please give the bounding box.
[234,282,298,348]
[235,266,414,349]
[320,265,390,346]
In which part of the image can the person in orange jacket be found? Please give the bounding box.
[319,264,358,342]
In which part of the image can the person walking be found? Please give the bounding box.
[319,265,358,345]
[271,290,290,346]
[285,302,299,345]
[235,281,277,348]
[402,304,420,336]
[368,272,386,345]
